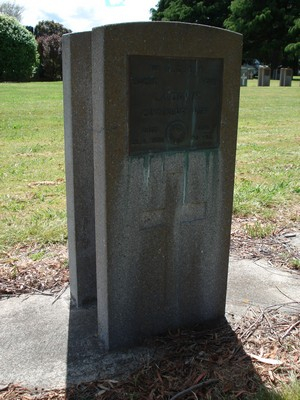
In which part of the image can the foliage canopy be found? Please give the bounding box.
[34,20,71,81]
[150,0,300,70]
[0,1,24,22]
[34,20,71,38]
[151,0,231,27]
[0,14,39,81]
[224,0,300,68]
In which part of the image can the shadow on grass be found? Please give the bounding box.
[65,311,284,399]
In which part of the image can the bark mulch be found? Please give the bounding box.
[0,217,299,399]
[0,217,299,298]
[0,244,68,297]
[0,304,299,399]
[231,217,300,271]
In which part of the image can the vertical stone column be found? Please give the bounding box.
[63,32,96,306]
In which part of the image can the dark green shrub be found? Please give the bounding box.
[34,20,71,37]
[37,34,62,81]
[0,14,39,81]
[34,20,71,81]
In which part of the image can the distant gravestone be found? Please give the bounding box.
[279,68,293,86]
[240,66,248,86]
[63,22,242,350]
[258,66,271,86]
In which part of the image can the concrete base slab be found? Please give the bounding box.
[0,290,153,389]
[226,257,300,317]
[0,257,299,389]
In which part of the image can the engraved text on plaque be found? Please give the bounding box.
[129,56,223,154]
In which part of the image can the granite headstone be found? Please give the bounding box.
[63,22,242,350]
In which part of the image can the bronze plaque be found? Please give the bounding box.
[129,56,223,155]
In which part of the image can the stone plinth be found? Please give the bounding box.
[63,22,242,350]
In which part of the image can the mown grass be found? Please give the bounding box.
[235,79,300,222]
[0,82,66,251]
[0,80,299,252]
[0,80,299,399]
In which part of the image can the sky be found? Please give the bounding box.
[17,0,158,32]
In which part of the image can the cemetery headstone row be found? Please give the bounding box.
[241,66,294,87]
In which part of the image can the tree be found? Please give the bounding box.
[0,14,39,81]
[224,0,300,71]
[284,16,300,62]
[0,1,24,22]
[150,0,231,28]
[150,1,299,73]
[34,20,71,38]
[34,20,71,81]
[36,34,63,80]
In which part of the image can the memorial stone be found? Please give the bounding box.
[279,68,293,86]
[63,22,242,350]
[240,66,248,86]
[258,66,271,86]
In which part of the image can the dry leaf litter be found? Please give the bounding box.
[0,217,299,399]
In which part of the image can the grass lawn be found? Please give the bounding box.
[0,82,66,252]
[0,80,299,252]
[0,79,299,399]
[235,79,300,224]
